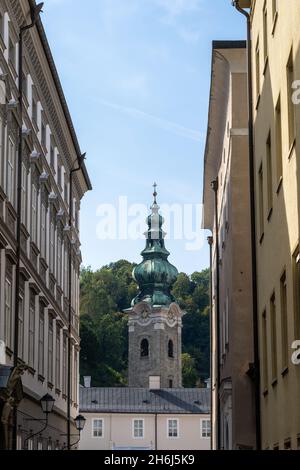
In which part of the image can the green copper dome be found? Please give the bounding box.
[131,184,178,307]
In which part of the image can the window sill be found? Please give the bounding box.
[32,118,39,134]
[259,233,264,245]
[271,378,278,388]
[5,346,13,358]
[288,138,296,160]
[8,59,17,80]
[271,11,278,36]
[281,367,289,377]
[28,367,36,376]
[263,56,269,76]
[267,207,273,222]
[255,94,261,110]
[276,176,283,195]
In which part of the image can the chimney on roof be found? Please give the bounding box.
[83,376,91,388]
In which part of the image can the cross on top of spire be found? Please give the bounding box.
[153,182,158,204]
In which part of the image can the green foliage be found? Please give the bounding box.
[80,261,210,388]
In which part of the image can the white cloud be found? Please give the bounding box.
[99,99,204,142]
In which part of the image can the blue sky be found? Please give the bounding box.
[42,0,245,275]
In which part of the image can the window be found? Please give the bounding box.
[266,132,273,214]
[168,339,174,358]
[284,440,291,450]
[262,310,268,390]
[22,73,28,101]
[31,184,38,244]
[92,419,103,438]
[47,440,52,451]
[57,234,62,286]
[29,292,35,368]
[141,338,149,357]
[40,202,47,259]
[38,439,43,451]
[32,98,37,124]
[133,419,144,439]
[168,419,178,438]
[7,137,16,205]
[280,272,288,370]
[27,438,33,451]
[258,164,264,239]
[21,164,27,225]
[62,334,67,395]
[275,96,283,183]
[8,37,16,69]
[41,120,46,149]
[55,328,61,390]
[18,295,24,360]
[225,294,229,347]
[74,350,78,404]
[0,11,4,40]
[50,219,55,274]
[50,144,55,168]
[270,293,278,381]
[38,305,45,377]
[201,419,211,438]
[287,49,295,149]
[293,247,300,338]
[263,6,268,62]
[255,39,260,99]
[0,116,3,188]
[64,179,68,204]
[169,379,173,389]
[48,317,53,384]
[4,277,12,349]
[57,161,62,188]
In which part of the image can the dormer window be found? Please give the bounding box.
[168,339,174,358]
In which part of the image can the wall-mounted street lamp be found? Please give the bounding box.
[23,394,55,449]
[62,414,86,450]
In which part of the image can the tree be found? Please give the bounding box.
[79,262,210,388]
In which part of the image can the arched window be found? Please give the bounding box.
[168,340,174,358]
[141,339,149,357]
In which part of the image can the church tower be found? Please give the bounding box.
[127,184,184,389]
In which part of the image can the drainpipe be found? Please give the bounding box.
[207,235,213,451]
[211,178,220,450]
[232,0,261,450]
[155,413,157,450]
[67,153,86,450]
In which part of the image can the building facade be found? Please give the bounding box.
[203,41,256,449]
[235,0,300,450]
[79,386,211,451]
[0,0,91,450]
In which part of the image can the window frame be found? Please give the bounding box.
[200,419,211,439]
[132,418,144,440]
[92,418,104,438]
[167,418,179,439]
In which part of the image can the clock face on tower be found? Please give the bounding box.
[134,302,151,322]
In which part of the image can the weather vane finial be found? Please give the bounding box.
[153,182,158,204]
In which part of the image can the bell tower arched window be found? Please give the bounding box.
[141,339,149,357]
[168,339,174,358]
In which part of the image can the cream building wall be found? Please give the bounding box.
[203,41,256,449]
[248,0,300,450]
[79,413,211,451]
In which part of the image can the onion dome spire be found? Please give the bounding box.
[131,183,178,306]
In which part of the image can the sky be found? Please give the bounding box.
[42,0,246,275]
